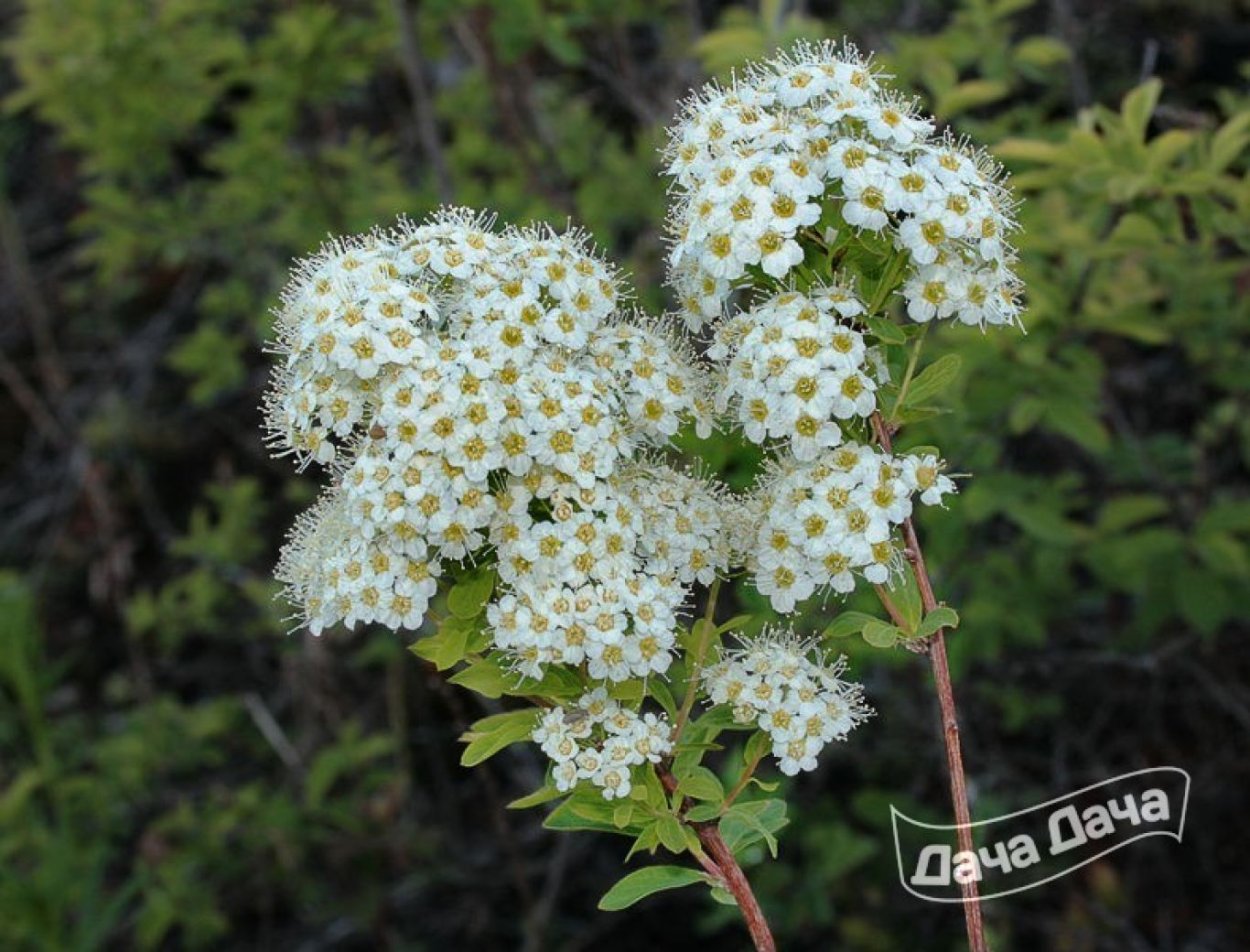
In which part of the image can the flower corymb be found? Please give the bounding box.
[664,40,1023,330]
[262,35,1025,948]
[266,210,728,655]
[704,626,873,775]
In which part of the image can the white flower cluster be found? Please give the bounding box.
[663,41,1022,329]
[703,626,872,776]
[487,463,731,682]
[266,209,708,470]
[268,209,719,636]
[746,443,955,612]
[275,489,441,635]
[708,286,884,459]
[532,689,674,799]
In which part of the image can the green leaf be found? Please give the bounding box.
[565,789,621,823]
[689,617,715,643]
[545,797,623,834]
[715,613,753,635]
[410,616,477,671]
[902,354,962,409]
[613,802,637,829]
[893,404,947,424]
[648,676,678,717]
[676,765,725,802]
[507,783,563,810]
[1197,500,1250,535]
[994,137,1066,164]
[821,611,877,639]
[861,619,901,648]
[448,658,508,698]
[1012,36,1069,68]
[1007,502,1086,546]
[685,802,723,823]
[694,26,769,76]
[720,799,788,857]
[304,731,394,809]
[542,18,584,66]
[459,708,540,767]
[608,679,645,703]
[655,815,688,854]
[0,768,45,826]
[626,822,662,859]
[887,568,923,633]
[1194,532,1250,581]
[1145,129,1194,174]
[1173,562,1231,635]
[1122,79,1162,142]
[862,315,907,345]
[516,663,586,700]
[452,654,585,701]
[167,323,246,405]
[597,866,708,911]
[1107,212,1163,248]
[915,606,960,639]
[447,568,496,619]
[937,80,1008,117]
[744,729,772,766]
[1209,110,1250,172]
[690,705,744,731]
[1096,495,1170,534]
[641,764,671,809]
[1044,399,1110,455]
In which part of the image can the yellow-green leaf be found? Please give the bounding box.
[597,866,707,911]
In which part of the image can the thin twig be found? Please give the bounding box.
[243,692,302,769]
[450,11,574,215]
[657,765,776,952]
[390,0,454,202]
[889,324,929,420]
[672,577,721,740]
[871,410,989,952]
[0,353,66,445]
[721,748,765,811]
[0,194,69,396]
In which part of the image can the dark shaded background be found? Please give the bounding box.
[2,1,1249,949]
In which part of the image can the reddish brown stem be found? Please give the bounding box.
[658,766,776,952]
[927,625,987,951]
[699,825,776,952]
[871,412,989,952]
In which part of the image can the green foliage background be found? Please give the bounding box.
[2,0,1248,948]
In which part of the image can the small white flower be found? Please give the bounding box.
[713,287,878,462]
[703,626,872,775]
[532,693,673,800]
[740,444,952,608]
[661,41,1022,330]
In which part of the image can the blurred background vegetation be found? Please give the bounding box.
[2,0,1249,948]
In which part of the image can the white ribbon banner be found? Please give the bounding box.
[891,766,1190,902]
